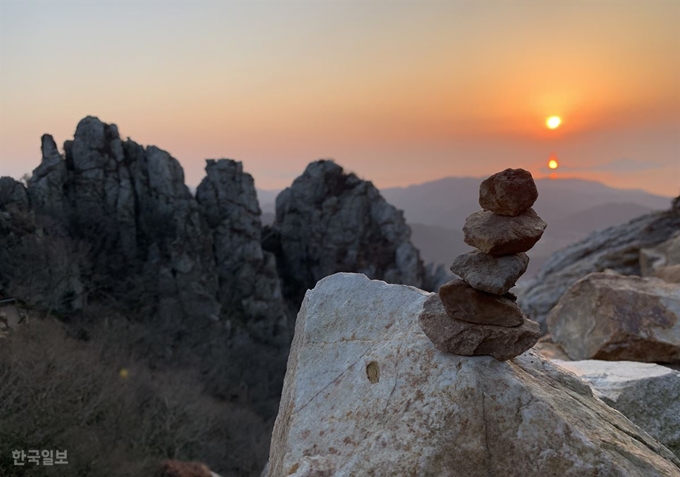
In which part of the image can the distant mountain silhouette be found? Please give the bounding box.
[257,189,280,213]
[380,177,670,228]
[259,176,672,278]
[409,223,470,267]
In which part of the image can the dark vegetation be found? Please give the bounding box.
[0,316,269,476]
[0,181,279,476]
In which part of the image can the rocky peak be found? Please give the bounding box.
[270,160,426,304]
[40,134,62,167]
[0,177,30,213]
[197,159,287,338]
[22,116,221,322]
[0,176,32,237]
[28,134,68,219]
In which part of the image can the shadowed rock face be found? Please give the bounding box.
[0,177,30,213]
[518,198,680,331]
[9,118,442,336]
[196,159,288,338]
[548,272,680,363]
[24,116,223,322]
[269,160,426,305]
[27,134,68,220]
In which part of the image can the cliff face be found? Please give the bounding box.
[196,159,288,339]
[268,160,427,305]
[26,117,221,322]
[24,117,290,327]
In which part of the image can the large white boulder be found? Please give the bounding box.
[554,360,680,458]
[269,273,679,476]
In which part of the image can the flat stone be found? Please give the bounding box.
[479,168,539,216]
[438,279,524,327]
[450,251,529,295]
[463,208,547,255]
[548,272,680,363]
[420,293,540,360]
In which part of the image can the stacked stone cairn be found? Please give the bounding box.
[419,168,546,360]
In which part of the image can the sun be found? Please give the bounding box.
[548,158,559,170]
[546,116,561,129]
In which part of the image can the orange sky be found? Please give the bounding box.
[1,1,678,196]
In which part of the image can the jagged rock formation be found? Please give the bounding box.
[518,197,680,330]
[10,117,290,329]
[0,175,85,312]
[547,271,680,363]
[26,117,222,322]
[268,273,680,476]
[268,160,426,304]
[554,359,680,458]
[27,134,68,221]
[196,159,287,337]
[0,176,32,239]
[3,117,445,420]
[0,176,30,212]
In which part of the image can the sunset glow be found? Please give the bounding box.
[0,1,678,196]
[546,117,562,130]
[548,158,559,170]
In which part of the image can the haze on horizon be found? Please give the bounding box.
[1,0,678,197]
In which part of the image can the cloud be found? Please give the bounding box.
[588,158,664,172]
[538,158,667,176]
[540,158,664,174]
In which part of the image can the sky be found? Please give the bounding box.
[1,0,679,196]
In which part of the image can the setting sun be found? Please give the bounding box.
[546,116,562,129]
[548,158,559,170]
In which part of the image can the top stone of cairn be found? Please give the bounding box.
[479,168,538,216]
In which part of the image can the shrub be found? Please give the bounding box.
[0,317,270,477]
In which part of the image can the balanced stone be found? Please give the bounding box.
[438,279,524,327]
[479,168,538,216]
[418,294,541,360]
[451,251,529,295]
[463,208,547,255]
